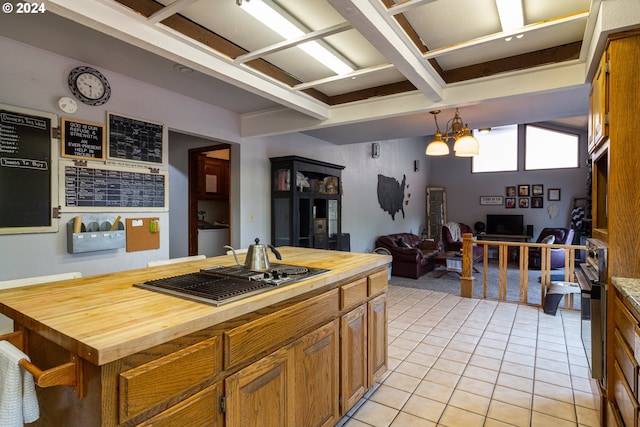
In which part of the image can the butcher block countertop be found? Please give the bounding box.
[0,247,390,366]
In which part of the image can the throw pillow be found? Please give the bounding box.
[395,237,405,247]
[541,235,555,244]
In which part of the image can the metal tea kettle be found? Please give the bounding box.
[224,238,282,271]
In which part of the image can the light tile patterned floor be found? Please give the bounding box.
[338,286,601,427]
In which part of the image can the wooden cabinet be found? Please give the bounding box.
[198,156,229,200]
[136,383,223,427]
[368,293,388,385]
[589,50,608,154]
[225,346,292,427]
[341,304,367,415]
[610,286,640,426]
[225,320,339,427]
[270,156,346,251]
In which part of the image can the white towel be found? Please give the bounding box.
[445,222,461,242]
[0,340,39,426]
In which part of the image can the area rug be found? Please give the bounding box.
[388,259,580,309]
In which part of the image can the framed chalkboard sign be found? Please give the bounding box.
[61,118,105,161]
[0,104,59,234]
[107,112,163,165]
[59,160,168,212]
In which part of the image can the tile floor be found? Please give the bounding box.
[339,285,601,427]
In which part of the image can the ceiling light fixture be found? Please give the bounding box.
[425,109,479,157]
[495,0,524,32]
[239,0,353,75]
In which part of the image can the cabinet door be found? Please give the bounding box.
[341,305,367,415]
[204,158,228,199]
[135,383,223,427]
[368,294,388,386]
[225,347,292,427]
[589,51,608,153]
[292,320,339,427]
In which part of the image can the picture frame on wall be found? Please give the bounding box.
[518,185,530,196]
[505,197,516,208]
[519,197,530,208]
[532,184,544,196]
[548,188,561,201]
[506,186,516,197]
[480,196,503,205]
[531,197,543,208]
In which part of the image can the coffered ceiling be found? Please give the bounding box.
[1,0,601,143]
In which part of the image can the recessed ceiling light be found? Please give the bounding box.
[174,64,193,74]
[505,36,513,42]
[240,0,353,75]
[495,0,524,32]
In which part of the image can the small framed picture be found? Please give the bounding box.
[532,184,544,196]
[518,185,530,197]
[548,188,561,201]
[531,197,544,208]
[506,186,516,197]
[505,197,516,209]
[519,197,529,208]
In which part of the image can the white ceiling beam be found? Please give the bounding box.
[241,61,587,139]
[235,22,352,64]
[293,63,395,90]
[387,0,438,16]
[147,0,202,25]
[328,0,444,102]
[424,11,589,59]
[46,0,331,120]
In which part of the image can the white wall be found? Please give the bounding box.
[0,36,432,279]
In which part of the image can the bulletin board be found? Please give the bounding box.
[59,160,168,212]
[0,103,59,234]
[126,217,160,252]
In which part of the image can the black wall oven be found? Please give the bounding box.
[577,238,608,389]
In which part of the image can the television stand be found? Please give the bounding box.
[475,233,532,242]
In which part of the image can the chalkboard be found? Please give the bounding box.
[62,163,167,211]
[61,118,105,161]
[108,112,163,164]
[0,105,58,233]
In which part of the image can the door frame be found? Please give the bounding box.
[188,144,231,256]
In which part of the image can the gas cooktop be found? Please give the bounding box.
[134,263,330,306]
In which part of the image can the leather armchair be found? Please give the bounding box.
[374,233,442,279]
[442,223,473,252]
[528,228,575,269]
[441,223,484,260]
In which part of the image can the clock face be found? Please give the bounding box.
[68,66,111,106]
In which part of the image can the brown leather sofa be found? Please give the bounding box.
[374,233,442,279]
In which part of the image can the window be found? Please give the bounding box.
[472,125,518,173]
[525,125,579,170]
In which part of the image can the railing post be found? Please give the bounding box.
[460,233,474,297]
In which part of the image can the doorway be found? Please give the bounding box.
[188,144,231,256]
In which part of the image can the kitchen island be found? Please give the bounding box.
[0,247,390,427]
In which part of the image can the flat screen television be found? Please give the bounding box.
[486,214,524,235]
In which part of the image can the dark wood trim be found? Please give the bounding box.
[442,41,582,84]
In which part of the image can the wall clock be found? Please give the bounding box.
[67,66,111,106]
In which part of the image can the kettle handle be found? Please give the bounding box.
[268,244,282,260]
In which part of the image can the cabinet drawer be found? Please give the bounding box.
[368,269,388,297]
[120,336,220,422]
[135,383,222,427]
[224,288,339,370]
[341,278,367,310]
[615,297,638,349]
[614,329,638,396]
[613,360,639,427]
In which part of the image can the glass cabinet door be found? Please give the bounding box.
[273,197,291,247]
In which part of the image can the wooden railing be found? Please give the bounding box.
[460,233,585,309]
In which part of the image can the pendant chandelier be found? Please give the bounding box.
[425,109,479,157]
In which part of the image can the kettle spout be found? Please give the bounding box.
[223,245,241,266]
